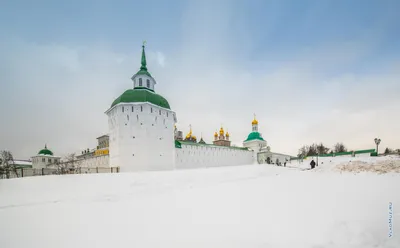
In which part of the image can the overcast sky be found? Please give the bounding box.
[1,0,400,159]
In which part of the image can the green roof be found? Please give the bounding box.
[354,149,375,154]
[134,44,152,77]
[38,145,53,156]
[244,132,265,142]
[175,140,182,148]
[175,140,249,151]
[111,88,170,109]
[135,69,152,77]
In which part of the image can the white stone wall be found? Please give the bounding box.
[354,153,371,157]
[175,144,253,169]
[243,139,267,164]
[258,152,292,165]
[31,155,61,169]
[78,155,110,168]
[107,102,176,172]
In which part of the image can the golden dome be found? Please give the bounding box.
[219,127,224,135]
[186,130,192,139]
[214,131,218,137]
[252,114,258,125]
[192,135,197,140]
[226,131,230,137]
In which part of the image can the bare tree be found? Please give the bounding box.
[0,150,18,179]
[298,145,308,158]
[384,147,392,154]
[333,142,347,153]
[47,153,81,174]
[306,144,318,156]
[316,143,330,155]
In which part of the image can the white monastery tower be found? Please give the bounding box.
[242,115,267,163]
[105,43,177,172]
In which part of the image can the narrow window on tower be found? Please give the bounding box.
[122,106,124,112]
[141,106,143,112]
[132,106,134,112]
[167,112,168,117]
[151,107,153,113]
[147,79,150,88]
[159,110,161,115]
[139,78,142,86]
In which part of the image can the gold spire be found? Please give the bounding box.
[214,131,218,137]
[252,113,258,125]
[185,124,192,139]
[226,129,230,137]
[219,126,224,136]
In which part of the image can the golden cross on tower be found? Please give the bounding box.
[189,124,192,132]
[143,40,147,46]
[254,113,256,120]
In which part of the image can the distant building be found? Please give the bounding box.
[31,145,61,169]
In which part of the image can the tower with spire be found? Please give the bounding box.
[131,41,157,91]
[243,114,267,163]
[105,42,177,172]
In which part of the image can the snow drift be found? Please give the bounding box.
[0,160,399,248]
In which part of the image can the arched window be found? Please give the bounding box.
[159,110,161,115]
[139,78,142,86]
[151,107,153,113]
[132,106,134,112]
[146,79,150,88]
[141,106,143,112]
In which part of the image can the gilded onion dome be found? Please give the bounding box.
[252,115,258,125]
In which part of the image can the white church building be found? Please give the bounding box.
[32,43,293,172]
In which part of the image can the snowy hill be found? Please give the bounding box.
[0,160,399,248]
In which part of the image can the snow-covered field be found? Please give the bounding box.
[1,157,399,248]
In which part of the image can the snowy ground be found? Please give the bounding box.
[0,157,399,248]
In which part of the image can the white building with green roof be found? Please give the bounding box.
[105,43,177,172]
[31,145,61,169]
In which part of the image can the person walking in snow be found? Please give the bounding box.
[310,160,316,169]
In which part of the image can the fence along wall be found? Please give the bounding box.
[175,141,254,169]
[0,167,120,179]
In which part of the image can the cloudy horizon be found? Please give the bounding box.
[1,0,399,159]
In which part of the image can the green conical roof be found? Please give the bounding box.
[134,43,152,77]
[38,144,54,156]
[111,88,170,109]
[244,132,265,142]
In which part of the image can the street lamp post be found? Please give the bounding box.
[374,138,381,155]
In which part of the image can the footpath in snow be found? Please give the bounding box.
[0,158,399,248]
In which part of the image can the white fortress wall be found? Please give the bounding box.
[175,143,254,169]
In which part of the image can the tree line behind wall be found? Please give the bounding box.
[298,143,400,157]
[297,142,347,157]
